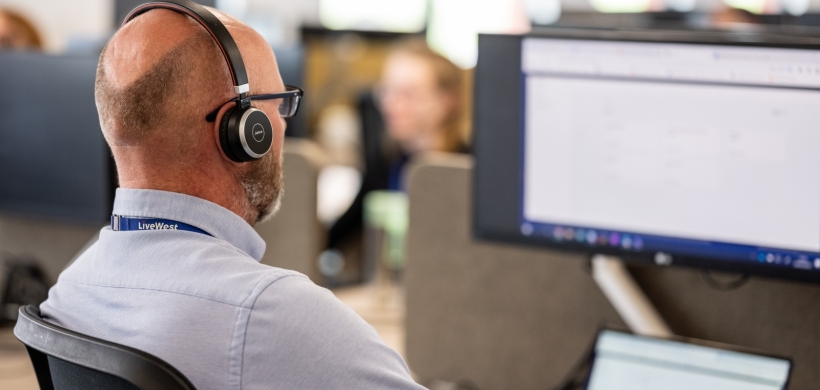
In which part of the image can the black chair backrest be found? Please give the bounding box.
[14,305,196,390]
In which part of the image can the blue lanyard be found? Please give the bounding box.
[110,215,211,236]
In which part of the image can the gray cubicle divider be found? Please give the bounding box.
[404,154,820,390]
[255,139,326,283]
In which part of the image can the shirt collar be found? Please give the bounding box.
[112,188,266,261]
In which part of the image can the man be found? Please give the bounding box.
[40,5,424,390]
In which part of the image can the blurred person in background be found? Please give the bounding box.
[0,9,43,50]
[377,38,470,185]
[322,38,469,280]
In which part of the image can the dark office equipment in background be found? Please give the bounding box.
[472,29,820,284]
[115,0,216,27]
[15,305,196,390]
[546,11,820,34]
[301,26,424,41]
[318,93,387,287]
[549,11,697,31]
[0,52,115,224]
[0,255,49,324]
[274,45,309,138]
[328,92,388,252]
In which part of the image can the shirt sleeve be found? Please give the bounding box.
[240,275,426,390]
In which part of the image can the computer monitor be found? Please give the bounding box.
[585,330,791,390]
[472,29,820,283]
[0,52,115,225]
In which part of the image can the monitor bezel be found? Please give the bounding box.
[472,29,820,284]
[582,328,793,390]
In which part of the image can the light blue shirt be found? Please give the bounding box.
[41,188,424,390]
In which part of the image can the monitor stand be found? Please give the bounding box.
[591,254,673,338]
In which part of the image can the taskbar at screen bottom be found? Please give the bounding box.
[520,221,820,273]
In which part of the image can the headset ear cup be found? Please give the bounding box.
[219,107,240,162]
[220,106,272,162]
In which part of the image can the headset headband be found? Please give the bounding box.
[123,1,250,97]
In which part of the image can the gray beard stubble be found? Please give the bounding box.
[241,152,284,225]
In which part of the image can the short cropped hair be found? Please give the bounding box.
[95,24,231,148]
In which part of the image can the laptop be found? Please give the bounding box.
[585,330,792,390]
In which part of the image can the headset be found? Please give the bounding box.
[123,0,272,163]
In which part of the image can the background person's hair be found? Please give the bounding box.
[387,38,470,152]
[0,9,44,50]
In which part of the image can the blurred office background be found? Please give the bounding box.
[3,0,820,389]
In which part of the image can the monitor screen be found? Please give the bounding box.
[0,52,114,225]
[472,30,820,283]
[586,330,791,390]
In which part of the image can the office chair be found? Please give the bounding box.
[14,305,196,390]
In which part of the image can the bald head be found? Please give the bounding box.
[97,6,288,224]
[96,9,233,147]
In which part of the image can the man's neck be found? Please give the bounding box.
[114,154,258,225]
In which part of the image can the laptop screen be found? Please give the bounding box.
[586,330,791,390]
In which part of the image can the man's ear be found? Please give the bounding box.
[211,102,245,166]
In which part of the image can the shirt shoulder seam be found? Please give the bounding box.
[233,273,307,390]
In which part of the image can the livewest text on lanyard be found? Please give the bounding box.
[111,215,211,236]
